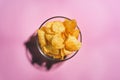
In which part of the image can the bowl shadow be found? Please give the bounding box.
[24,34,63,71]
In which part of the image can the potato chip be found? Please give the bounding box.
[61,33,66,40]
[37,29,46,47]
[65,35,81,51]
[54,44,64,50]
[63,32,69,38]
[45,22,53,28]
[63,19,77,33]
[43,45,59,55]
[43,46,61,59]
[53,55,61,59]
[50,48,59,56]
[45,33,54,42]
[42,46,49,54]
[51,34,64,49]
[70,29,79,39]
[44,27,55,34]
[52,21,65,33]
[40,26,45,31]
[60,49,65,60]
[63,48,72,55]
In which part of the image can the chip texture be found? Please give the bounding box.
[63,19,77,33]
[51,34,64,49]
[37,18,81,60]
[65,35,81,51]
[52,21,65,33]
[71,29,79,39]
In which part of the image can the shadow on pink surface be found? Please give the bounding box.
[24,34,63,71]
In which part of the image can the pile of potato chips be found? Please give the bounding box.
[37,19,82,60]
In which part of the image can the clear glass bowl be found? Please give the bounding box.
[25,16,82,70]
[36,16,82,62]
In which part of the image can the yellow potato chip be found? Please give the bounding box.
[63,19,77,33]
[53,55,61,59]
[37,29,46,47]
[44,27,55,34]
[43,22,55,34]
[51,34,64,49]
[46,53,53,57]
[65,35,81,51]
[49,48,59,56]
[60,49,65,60]
[70,29,79,39]
[55,44,64,50]
[63,32,69,38]
[45,33,54,42]
[61,33,66,40]
[43,45,59,55]
[42,46,49,54]
[63,48,72,55]
[40,26,45,31]
[45,21,53,28]
[43,45,61,59]
[52,21,65,33]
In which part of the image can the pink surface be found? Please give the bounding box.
[0,0,120,80]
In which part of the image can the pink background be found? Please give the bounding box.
[0,0,120,80]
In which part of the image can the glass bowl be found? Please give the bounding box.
[36,16,82,62]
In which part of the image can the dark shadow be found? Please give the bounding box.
[24,33,62,71]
